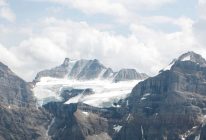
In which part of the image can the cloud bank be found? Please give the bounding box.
[0,0,205,81]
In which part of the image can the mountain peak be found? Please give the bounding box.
[177,51,206,64]
[162,51,206,72]
[62,58,70,66]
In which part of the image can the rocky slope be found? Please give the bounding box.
[43,102,126,140]
[0,62,51,140]
[34,58,75,82]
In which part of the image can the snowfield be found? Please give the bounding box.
[33,77,141,107]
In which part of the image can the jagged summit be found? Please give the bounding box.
[162,51,206,72]
[35,58,148,82]
[62,58,70,66]
[113,68,145,82]
[122,51,206,140]
[177,51,206,65]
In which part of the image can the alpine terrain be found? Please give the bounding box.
[1,52,206,140]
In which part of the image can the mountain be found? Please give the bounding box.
[3,51,206,140]
[35,58,76,82]
[114,51,206,140]
[113,69,147,82]
[33,58,149,108]
[161,51,206,72]
[69,59,107,80]
[35,58,148,82]
[0,62,51,140]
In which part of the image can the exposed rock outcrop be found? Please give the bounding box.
[0,62,51,140]
[34,58,75,82]
[115,51,206,140]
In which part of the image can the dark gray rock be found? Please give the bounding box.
[115,52,206,140]
[43,102,115,140]
[0,62,51,140]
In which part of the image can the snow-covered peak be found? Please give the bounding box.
[162,51,206,72]
[177,51,206,64]
[35,57,148,82]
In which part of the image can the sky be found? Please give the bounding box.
[0,0,205,81]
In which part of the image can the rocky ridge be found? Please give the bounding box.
[35,58,148,83]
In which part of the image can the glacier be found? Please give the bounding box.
[33,77,142,108]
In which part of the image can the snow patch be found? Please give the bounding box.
[126,114,131,121]
[141,93,151,101]
[82,111,89,116]
[195,134,200,140]
[181,55,191,61]
[141,125,145,140]
[180,125,199,140]
[65,94,83,104]
[113,125,122,132]
[126,100,129,106]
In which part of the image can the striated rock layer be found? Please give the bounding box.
[115,51,206,140]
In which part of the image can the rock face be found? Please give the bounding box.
[102,68,114,79]
[35,58,148,82]
[0,62,34,106]
[71,59,107,80]
[115,51,206,140]
[35,58,75,82]
[43,102,121,140]
[113,69,146,82]
[0,62,51,140]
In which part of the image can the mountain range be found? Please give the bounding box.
[1,51,206,140]
[34,58,148,83]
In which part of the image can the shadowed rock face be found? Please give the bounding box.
[0,62,35,106]
[43,102,120,140]
[0,62,51,140]
[34,58,72,82]
[114,52,206,140]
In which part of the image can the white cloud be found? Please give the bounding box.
[0,0,16,22]
[198,0,206,20]
[0,43,21,68]
[0,16,200,81]
[192,0,206,52]
[33,0,176,23]
[0,0,204,82]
